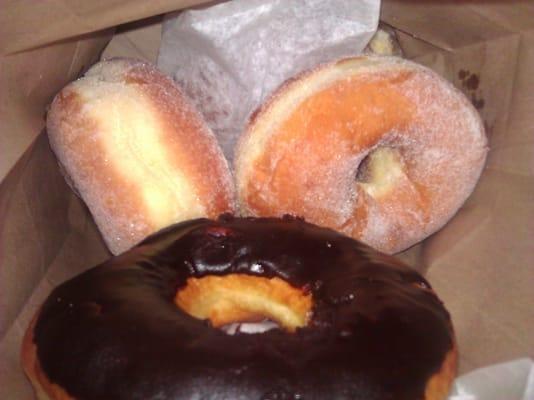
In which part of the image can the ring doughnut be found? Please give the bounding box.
[23,215,456,399]
[235,56,488,253]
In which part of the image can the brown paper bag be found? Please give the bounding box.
[1,1,533,398]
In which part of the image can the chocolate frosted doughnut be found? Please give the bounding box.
[22,216,456,400]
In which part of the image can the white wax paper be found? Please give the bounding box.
[157,0,380,163]
[449,358,534,400]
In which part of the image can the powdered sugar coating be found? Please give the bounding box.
[47,59,235,255]
[236,56,488,254]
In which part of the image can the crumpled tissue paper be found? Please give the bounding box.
[158,0,380,163]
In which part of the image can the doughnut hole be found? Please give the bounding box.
[355,146,407,199]
[174,274,312,333]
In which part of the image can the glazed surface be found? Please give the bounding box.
[33,215,454,399]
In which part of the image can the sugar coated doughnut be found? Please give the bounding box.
[22,215,456,400]
[236,56,488,253]
[46,58,235,255]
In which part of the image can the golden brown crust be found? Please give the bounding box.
[175,274,313,332]
[236,56,488,254]
[21,312,76,400]
[47,58,235,255]
[424,346,458,400]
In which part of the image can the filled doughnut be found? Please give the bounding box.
[22,215,457,400]
[235,56,488,254]
[46,58,235,255]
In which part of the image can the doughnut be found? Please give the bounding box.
[365,24,403,57]
[22,215,457,400]
[46,58,235,255]
[235,56,488,254]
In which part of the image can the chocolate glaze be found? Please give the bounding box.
[33,215,454,400]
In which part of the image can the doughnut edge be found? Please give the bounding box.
[46,58,236,255]
[235,55,488,253]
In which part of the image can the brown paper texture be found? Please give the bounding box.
[0,31,113,182]
[1,1,533,398]
[0,32,113,346]
[382,0,534,372]
[0,0,212,55]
